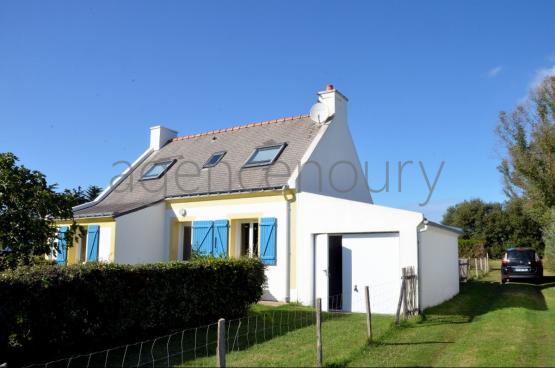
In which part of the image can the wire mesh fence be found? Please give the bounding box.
[459,256,490,282]
[24,274,415,367]
[24,309,319,368]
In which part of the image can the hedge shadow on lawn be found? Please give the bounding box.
[32,308,332,368]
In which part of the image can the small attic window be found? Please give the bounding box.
[141,159,176,180]
[243,143,287,168]
[203,151,226,168]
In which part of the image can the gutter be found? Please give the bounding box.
[419,219,464,235]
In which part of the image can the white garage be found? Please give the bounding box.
[316,232,401,313]
[296,193,462,314]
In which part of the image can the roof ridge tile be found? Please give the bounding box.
[171,114,309,141]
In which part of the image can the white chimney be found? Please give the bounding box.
[150,125,178,150]
[317,84,348,122]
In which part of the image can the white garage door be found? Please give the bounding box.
[342,233,400,314]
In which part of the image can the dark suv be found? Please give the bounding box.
[501,247,543,284]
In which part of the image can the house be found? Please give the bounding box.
[56,85,462,313]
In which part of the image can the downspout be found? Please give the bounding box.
[282,185,292,303]
[416,218,429,313]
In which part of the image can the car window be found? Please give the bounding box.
[506,250,535,262]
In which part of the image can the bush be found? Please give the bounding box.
[0,257,265,366]
[458,238,486,258]
[543,213,555,270]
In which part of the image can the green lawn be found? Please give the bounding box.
[179,261,555,367]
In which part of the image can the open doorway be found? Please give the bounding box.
[182,223,192,260]
[328,235,343,310]
[240,222,259,257]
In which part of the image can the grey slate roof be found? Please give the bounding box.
[74,115,322,218]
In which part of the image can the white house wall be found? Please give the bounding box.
[98,226,112,262]
[295,192,423,306]
[114,202,167,264]
[295,95,372,204]
[167,196,290,302]
[418,225,460,309]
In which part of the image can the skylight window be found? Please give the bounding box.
[141,159,176,180]
[243,143,287,168]
[203,151,226,168]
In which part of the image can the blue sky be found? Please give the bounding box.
[1,1,554,221]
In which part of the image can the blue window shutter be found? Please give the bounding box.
[213,220,229,257]
[259,217,277,265]
[192,221,214,256]
[56,226,69,265]
[86,225,100,262]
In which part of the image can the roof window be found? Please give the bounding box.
[141,159,176,180]
[203,151,226,168]
[243,143,287,168]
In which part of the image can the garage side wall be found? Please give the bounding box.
[418,225,460,309]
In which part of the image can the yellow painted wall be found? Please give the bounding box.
[170,220,180,261]
[167,191,293,260]
[57,217,116,263]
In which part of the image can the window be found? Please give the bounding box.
[203,151,226,168]
[141,159,176,180]
[243,143,287,168]
[506,249,536,262]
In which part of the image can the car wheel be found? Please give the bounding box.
[501,278,507,284]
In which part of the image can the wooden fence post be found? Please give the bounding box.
[486,253,490,273]
[316,298,323,368]
[216,318,226,368]
[365,286,372,341]
[395,271,406,326]
[474,258,479,278]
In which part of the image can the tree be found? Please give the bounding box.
[66,185,103,205]
[0,152,78,269]
[496,75,555,227]
[442,199,506,256]
[85,185,102,202]
[442,198,544,258]
[503,198,544,252]
[543,211,555,269]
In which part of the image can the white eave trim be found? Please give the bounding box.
[287,119,332,189]
[72,148,154,212]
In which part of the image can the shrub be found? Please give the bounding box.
[458,238,486,258]
[0,257,265,366]
[543,212,555,270]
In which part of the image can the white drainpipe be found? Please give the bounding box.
[283,185,292,303]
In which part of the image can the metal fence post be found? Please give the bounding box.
[217,319,226,368]
[365,286,372,342]
[316,298,322,368]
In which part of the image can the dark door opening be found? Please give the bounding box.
[240,222,259,257]
[183,225,192,260]
[328,235,343,310]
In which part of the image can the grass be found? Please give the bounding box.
[178,260,555,367]
[179,305,395,367]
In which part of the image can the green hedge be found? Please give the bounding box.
[0,257,265,366]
